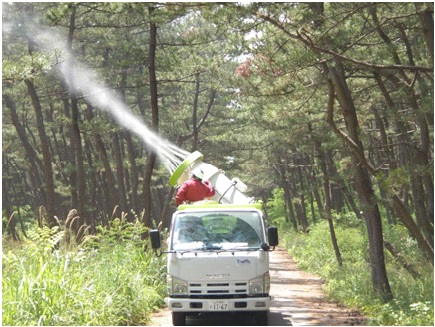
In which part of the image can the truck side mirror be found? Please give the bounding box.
[268,227,279,247]
[150,229,161,249]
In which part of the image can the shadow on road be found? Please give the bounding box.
[182,311,292,326]
[185,312,255,326]
[269,310,293,326]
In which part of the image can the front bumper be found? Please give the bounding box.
[166,296,271,312]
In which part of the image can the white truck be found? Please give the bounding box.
[150,152,278,326]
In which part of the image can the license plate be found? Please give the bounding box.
[209,300,229,311]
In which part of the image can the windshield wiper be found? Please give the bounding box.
[177,249,202,255]
[174,242,221,254]
[217,246,260,254]
[174,246,260,255]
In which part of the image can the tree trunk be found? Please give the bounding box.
[84,139,98,220]
[113,132,128,215]
[415,3,434,66]
[143,153,156,228]
[391,195,434,266]
[66,5,88,225]
[85,104,117,218]
[25,79,58,227]
[327,63,393,302]
[316,141,343,266]
[371,107,395,224]
[276,157,298,230]
[296,164,309,232]
[192,73,200,150]
[143,5,159,228]
[324,150,363,220]
[70,95,87,225]
[383,240,420,279]
[62,98,79,213]
[123,131,140,215]
[159,187,176,229]
[4,94,45,204]
[2,163,14,225]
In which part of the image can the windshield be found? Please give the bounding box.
[171,211,264,251]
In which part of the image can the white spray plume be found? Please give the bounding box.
[28,24,190,174]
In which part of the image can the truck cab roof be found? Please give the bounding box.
[177,201,262,211]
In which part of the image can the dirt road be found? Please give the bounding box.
[149,247,366,326]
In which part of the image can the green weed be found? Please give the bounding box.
[279,219,434,326]
[2,219,166,326]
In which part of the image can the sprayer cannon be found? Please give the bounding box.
[169,151,254,205]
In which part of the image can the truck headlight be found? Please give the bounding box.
[249,272,270,295]
[167,275,188,296]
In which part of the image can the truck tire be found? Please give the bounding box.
[172,312,186,326]
[256,310,269,326]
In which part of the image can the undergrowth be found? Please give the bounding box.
[2,217,167,326]
[278,217,434,326]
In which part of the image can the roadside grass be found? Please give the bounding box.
[2,218,167,326]
[278,218,434,326]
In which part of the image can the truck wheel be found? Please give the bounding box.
[172,312,186,326]
[256,311,268,326]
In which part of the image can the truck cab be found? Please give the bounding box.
[150,202,278,326]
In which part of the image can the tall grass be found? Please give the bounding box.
[279,217,434,326]
[2,218,166,326]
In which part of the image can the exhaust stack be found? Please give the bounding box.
[169,151,253,205]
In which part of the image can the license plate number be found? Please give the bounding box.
[209,300,229,311]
